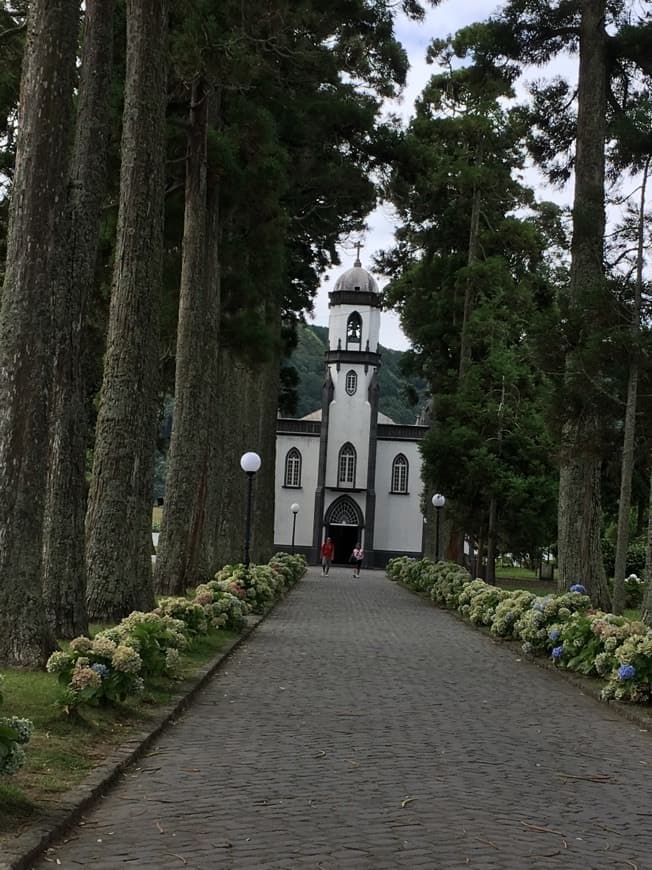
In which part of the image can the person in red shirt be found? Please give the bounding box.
[321,537,335,575]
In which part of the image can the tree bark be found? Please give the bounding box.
[209,347,250,566]
[611,157,648,614]
[42,0,115,639]
[0,0,79,666]
[643,447,652,625]
[252,312,281,564]
[556,0,610,609]
[155,79,222,595]
[195,161,223,579]
[458,175,481,381]
[85,0,168,621]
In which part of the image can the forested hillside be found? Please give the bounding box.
[287,324,425,424]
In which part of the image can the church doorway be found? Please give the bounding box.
[323,495,364,565]
[328,523,358,565]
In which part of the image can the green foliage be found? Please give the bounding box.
[286,324,424,423]
[602,537,647,581]
[0,674,33,777]
[380,49,561,555]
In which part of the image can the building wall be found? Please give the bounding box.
[274,434,319,550]
[325,369,372,491]
[328,303,380,352]
[373,440,424,553]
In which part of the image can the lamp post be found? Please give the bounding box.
[240,451,262,567]
[432,493,446,562]
[290,503,300,554]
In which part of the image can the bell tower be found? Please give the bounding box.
[311,250,382,562]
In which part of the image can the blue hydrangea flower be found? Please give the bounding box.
[569,584,587,594]
[91,663,110,679]
[617,664,636,681]
[551,646,564,660]
[549,629,561,641]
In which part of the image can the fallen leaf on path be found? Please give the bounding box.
[401,797,416,808]
[476,838,498,849]
[313,750,326,758]
[521,821,564,836]
[156,821,165,833]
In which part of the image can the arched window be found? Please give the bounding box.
[338,442,356,486]
[345,369,358,396]
[284,448,302,488]
[328,498,359,525]
[346,312,362,348]
[391,453,409,494]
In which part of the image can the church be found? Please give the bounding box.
[273,255,428,567]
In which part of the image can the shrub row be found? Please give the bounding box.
[0,674,33,777]
[387,557,652,706]
[0,553,305,779]
[44,553,306,716]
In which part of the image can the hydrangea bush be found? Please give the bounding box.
[0,675,34,777]
[386,557,652,706]
[46,553,307,711]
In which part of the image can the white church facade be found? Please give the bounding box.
[273,256,428,567]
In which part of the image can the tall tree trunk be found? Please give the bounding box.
[643,448,652,626]
[85,0,168,621]
[155,79,222,595]
[252,312,281,564]
[556,0,610,609]
[0,0,79,666]
[458,176,481,380]
[42,0,115,638]
[210,348,250,566]
[196,165,223,579]
[612,158,648,614]
[486,376,505,586]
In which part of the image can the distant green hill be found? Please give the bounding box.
[286,324,424,424]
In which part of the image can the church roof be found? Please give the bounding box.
[301,409,396,424]
[333,258,379,295]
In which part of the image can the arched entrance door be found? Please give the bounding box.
[324,496,364,564]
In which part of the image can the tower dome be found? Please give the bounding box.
[333,251,379,294]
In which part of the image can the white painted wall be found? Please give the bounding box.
[274,434,320,549]
[328,303,380,352]
[326,368,372,489]
[374,440,424,553]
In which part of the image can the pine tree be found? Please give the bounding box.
[0,0,80,665]
[42,0,116,638]
[380,53,560,575]
[85,0,168,621]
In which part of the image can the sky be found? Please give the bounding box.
[307,1,575,350]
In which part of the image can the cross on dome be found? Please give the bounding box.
[354,241,363,267]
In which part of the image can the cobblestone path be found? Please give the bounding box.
[34,566,651,869]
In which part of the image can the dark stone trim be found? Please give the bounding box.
[326,485,366,493]
[325,349,381,374]
[329,289,381,309]
[276,418,321,436]
[364,369,379,562]
[388,490,410,496]
[281,485,303,490]
[369,548,424,569]
[377,424,428,441]
[312,369,333,561]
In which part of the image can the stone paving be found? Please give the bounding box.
[33,565,651,869]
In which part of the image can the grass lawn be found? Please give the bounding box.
[152,505,163,531]
[0,629,236,843]
[495,566,540,581]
